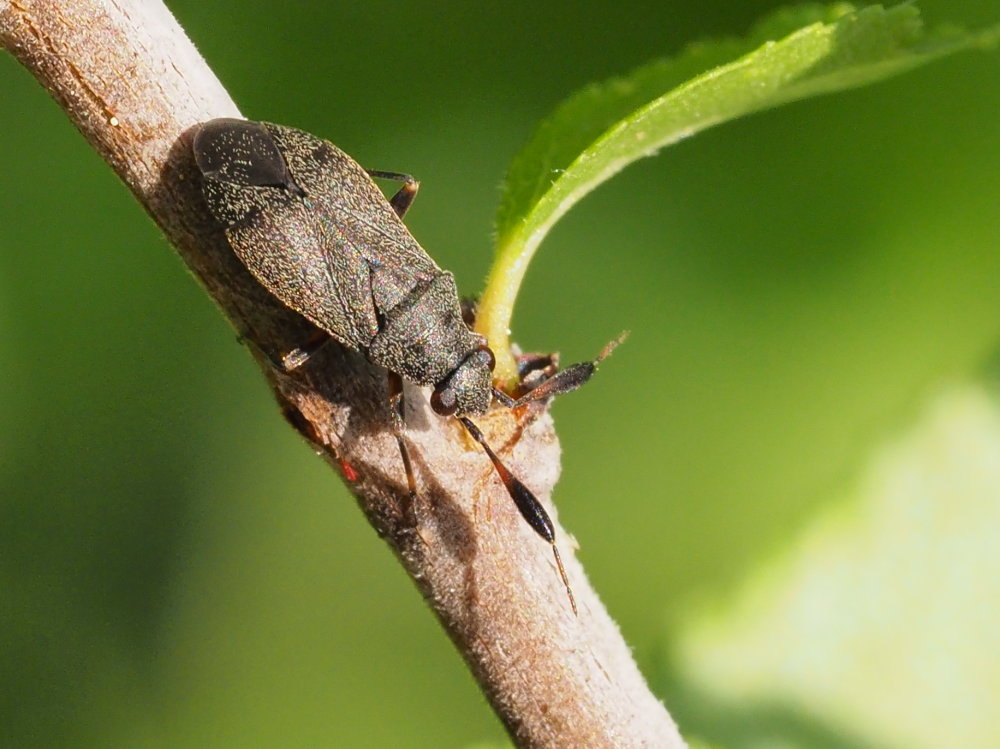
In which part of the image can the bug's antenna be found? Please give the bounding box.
[458,417,577,615]
[509,331,629,408]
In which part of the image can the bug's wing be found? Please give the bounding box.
[195,119,380,348]
[262,123,444,313]
[226,189,381,348]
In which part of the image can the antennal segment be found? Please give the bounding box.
[458,417,577,615]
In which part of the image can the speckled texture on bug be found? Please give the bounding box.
[194,119,491,413]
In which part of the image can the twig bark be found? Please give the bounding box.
[0,1,685,746]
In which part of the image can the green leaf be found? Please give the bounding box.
[477,4,1000,383]
[673,382,1000,748]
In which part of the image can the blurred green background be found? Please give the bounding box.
[2,1,998,747]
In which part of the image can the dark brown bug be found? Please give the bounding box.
[193,118,615,613]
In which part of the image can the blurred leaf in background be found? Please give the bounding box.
[1,2,998,748]
[673,383,1000,748]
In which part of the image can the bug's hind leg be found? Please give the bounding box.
[368,170,420,218]
[237,328,332,371]
[280,329,332,370]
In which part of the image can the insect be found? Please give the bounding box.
[193,118,616,613]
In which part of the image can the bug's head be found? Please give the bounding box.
[431,347,495,417]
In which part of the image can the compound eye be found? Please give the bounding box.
[431,386,459,416]
[479,346,496,372]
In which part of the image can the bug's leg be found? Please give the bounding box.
[458,416,577,615]
[237,328,331,372]
[387,372,419,516]
[368,170,420,218]
[281,329,332,370]
[517,352,559,381]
